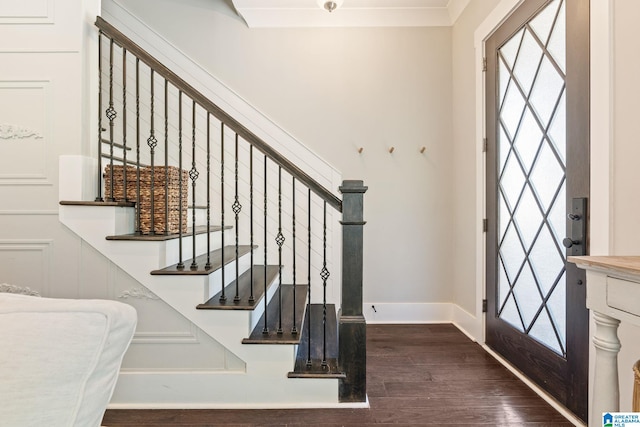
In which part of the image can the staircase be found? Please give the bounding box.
[58,16,366,408]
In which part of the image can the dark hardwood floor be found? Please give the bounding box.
[103,324,574,426]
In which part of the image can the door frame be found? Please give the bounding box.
[470,0,612,422]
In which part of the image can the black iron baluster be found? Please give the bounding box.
[219,123,226,302]
[262,154,268,334]
[291,178,297,335]
[205,113,212,270]
[164,80,169,236]
[306,188,312,367]
[249,144,254,303]
[96,32,103,202]
[135,59,141,233]
[105,38,117,202]
[232,133,242,302]
[177,90,184,269]
[147,69,157,233]
[321,201,329,368]
[121,48,127,201]
[190,100,199,270]
[275,167,284,334]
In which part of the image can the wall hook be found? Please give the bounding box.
[420,146,426,154]
[388,146,395,154]
[357,147,364,154]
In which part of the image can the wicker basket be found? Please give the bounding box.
[104,165,188,234]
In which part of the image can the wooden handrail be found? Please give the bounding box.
[95,16,342,212]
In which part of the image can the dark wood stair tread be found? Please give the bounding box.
[288,304,345,379]
[106,225,229,241]
[242,284,308,344]
[60,200,136,207]
[197,265,279,310]
[151,244,255,275]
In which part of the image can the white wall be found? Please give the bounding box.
[113,0,456,321]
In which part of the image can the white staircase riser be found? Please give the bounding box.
[60,204,283,363]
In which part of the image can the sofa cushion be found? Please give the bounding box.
[0,293,136,427]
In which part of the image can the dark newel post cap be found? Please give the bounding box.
[339,180,368,194]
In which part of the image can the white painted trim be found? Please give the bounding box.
[109,398,370,410]
[482,345,586,427]
[0,210,58,215]
[231,0,470,28]
[447,0,471,25]
[451,303,480,342]
[588,0,614,420]
[364,302,453,324]
[589,0,612,255]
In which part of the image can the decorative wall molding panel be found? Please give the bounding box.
[0,0,87,52]
[0,123,43,140]
[0,283,41,296]
[0,81,51,185]
[118,286,160,300]
[0,0,55,24]
[131,330,199,345]
[0,240,52,296]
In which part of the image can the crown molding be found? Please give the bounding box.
[231,0,471,28]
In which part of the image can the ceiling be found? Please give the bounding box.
[230,0,471,28]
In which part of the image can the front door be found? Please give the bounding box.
[485,0,589,420]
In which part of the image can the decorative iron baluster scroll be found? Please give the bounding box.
[205,113,212,270]
[233,133,242,302]
[190,101,199,270]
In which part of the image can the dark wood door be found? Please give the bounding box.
[485,0,589,421]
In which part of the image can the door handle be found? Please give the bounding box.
[564,198,587,256]
[562,237,580,248]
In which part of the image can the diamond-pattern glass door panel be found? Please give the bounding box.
[529,59,565,126]
[548,91,566,164]
[529,0,560,46]
[500,83,526,140]
[500,224,526,283]
[546,1,566,73]
[512,29,544,96]
[501,294,524,332]
[500,154,526,210]
[513,264,544,329]
[547,270,566,346]
[513,187,543,250]
[500,28,524,70]
[513,109,544,173]
[529,225,564,295]
[496,0,566,356]
[530,140,565,212]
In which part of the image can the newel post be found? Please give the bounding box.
[338,180,367,402]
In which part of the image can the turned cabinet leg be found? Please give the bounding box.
[591,311,621,426]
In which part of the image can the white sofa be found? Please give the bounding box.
[0,292,137,427]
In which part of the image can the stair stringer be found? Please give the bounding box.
[59,202,341,407]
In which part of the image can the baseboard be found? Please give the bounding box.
[451,304,482,342]
[364,302,453,324]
